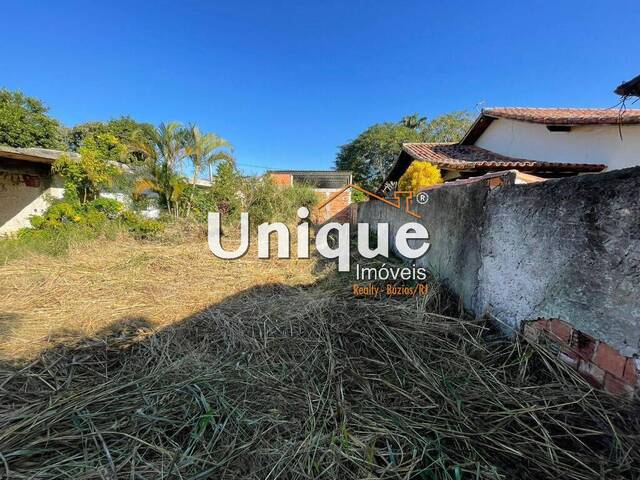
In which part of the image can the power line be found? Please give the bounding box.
[235,162,284,170]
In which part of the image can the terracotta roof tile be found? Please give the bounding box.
[483,107,640,125]
[402,143,606,172]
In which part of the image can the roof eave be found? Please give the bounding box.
[0,146,79,165]
[460,113,496,145]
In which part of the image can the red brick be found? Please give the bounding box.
[532,319,549,331]
[549,319,572,345]
[593,342,627,378]
[488,177,503,189]
[577,360,605,388]
[270,173,292,186]
[622,358,638,386]
[603,373,634,398]
[570,329,596,361]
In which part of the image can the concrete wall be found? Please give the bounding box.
[0,160,64,235]
[475,118,640,170]
[358,168,640,357]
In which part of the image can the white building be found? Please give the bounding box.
[464,108,640,171]
[0,146,70,235]
[384,107,640,187]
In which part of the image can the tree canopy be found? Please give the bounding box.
[0,89,63,149]
[335,111,473,190]
[66,116,156,163]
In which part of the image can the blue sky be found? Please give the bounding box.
[1,1,638,174]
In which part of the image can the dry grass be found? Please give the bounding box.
[0,226,317,360]
[0,232,639,479]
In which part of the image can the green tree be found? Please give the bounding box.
[183,124,234,217]
[66,116,155,163]
[52,137,120,203]
[335,123,423,190]
[0,89,63,148]
[400,113,428,130]
[132,122,189,217]
[335,111,473,190]
[184,125,233,184]
[422,111,474,142]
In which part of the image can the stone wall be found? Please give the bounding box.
[358,168,640,392]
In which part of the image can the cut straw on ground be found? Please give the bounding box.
[0,232,639,479]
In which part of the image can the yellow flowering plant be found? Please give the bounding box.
[398,161,443,192]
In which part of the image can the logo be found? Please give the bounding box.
[208,185,430,273]
[316,184,422,218]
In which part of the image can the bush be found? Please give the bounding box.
[182,162,317,227]
[120,211,164,239]
[0,193,164,262]
[244,177,317,226]
[398,161,443,192]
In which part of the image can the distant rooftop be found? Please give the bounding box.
[269,170,352,189]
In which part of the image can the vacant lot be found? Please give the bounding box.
[0,233,639,479]
[0,230,317,360]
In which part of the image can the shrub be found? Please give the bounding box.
[1,191,165,262]
[87,197,124,219]
[180,168,318,227]
[120,211,164,239]
[53,142,119,202]
[244,177,317,226]
[351,188,368,203]
[398,161,443,192]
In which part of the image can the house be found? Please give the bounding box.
[383,107,640,188]
[269,170,352,223]
[0,146,72,235]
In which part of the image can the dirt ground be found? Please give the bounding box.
[0,231,319,360]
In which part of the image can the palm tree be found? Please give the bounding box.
[131,122,189,216]
[184,124,233,185]
[184,125,233,216]
[400,113,428,130]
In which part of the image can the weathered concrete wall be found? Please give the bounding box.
[358,168,640,356]
[477,168,640,356]
[0,159,64,235]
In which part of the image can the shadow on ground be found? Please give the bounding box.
[0,264,639,479]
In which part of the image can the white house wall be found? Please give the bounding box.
[475,118,640,170]
[0,170,64,235]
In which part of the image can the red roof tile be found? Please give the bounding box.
[402,143,606,172]
[483,107,640,125]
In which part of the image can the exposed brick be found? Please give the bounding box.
[578,360,605,388]
[313,189,352,224]
[548,319,572,344]
[593,342,627,378]
[488,177,503,189]
[269,173,292,186]
[532,319,549,331]
[558,350,579,369]
[622,358,638,386]
[604,373,635,398]
[570,329,597,361]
